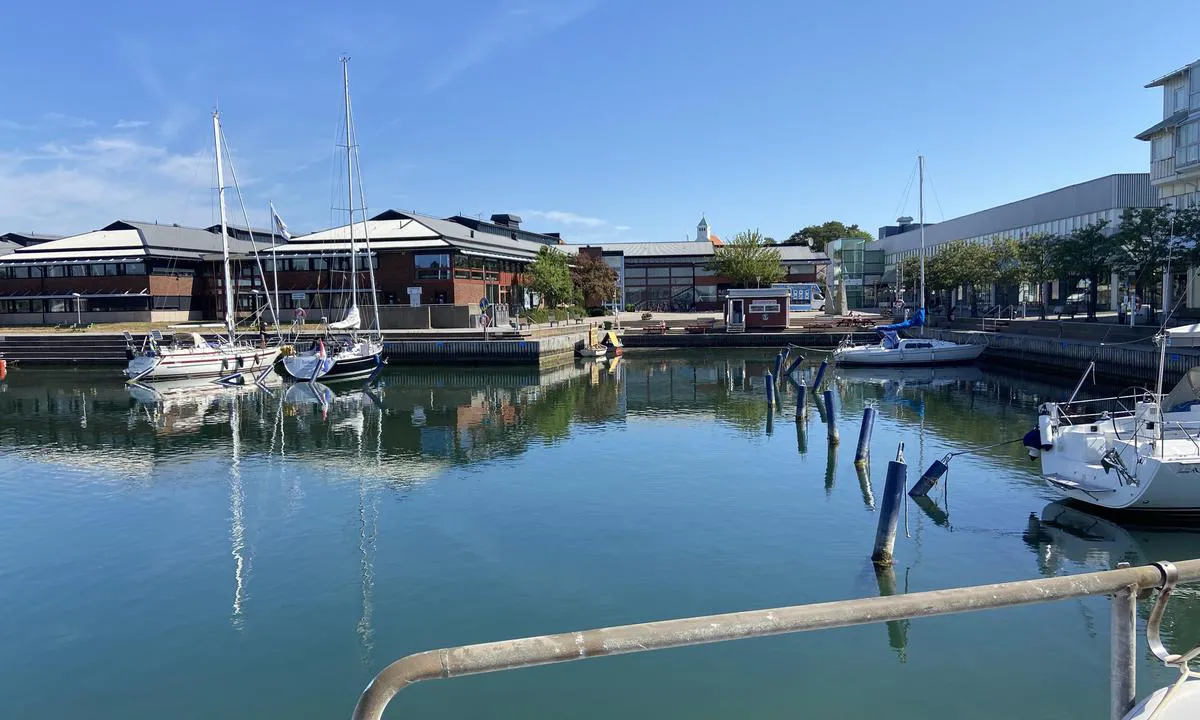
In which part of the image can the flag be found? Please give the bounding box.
[270,202,291,241]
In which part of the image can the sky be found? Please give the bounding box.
[0,0,1189,245]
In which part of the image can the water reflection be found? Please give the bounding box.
[1023,501,1200,655]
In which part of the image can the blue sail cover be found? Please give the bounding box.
[876,307,926,333]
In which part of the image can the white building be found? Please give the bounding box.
[1137,58,1200,210]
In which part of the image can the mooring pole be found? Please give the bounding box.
[872,445,907,565]
[823,389,839,445]
[784,351,805,377]
[765,371,776,411]
[854,407,876,467]
[773,351,785,382]
[813,358,828,391]
[910,454,950,498]
[1110,562,1136,720]
[795,382,807,421]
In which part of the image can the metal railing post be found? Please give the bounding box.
[1110,576,1137,720]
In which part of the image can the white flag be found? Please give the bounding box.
[270,202,291,241]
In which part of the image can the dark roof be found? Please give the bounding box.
[1135,110,1191,141]
[1146,59,1199,88]
[0,231,63,246]
[107,221,263,255]
[447,215,559,246]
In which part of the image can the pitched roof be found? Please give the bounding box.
[0,220,262,263]
[1146,59,1199,88]
[0,231,63,246]
[584,241,716,257]
[1135,109,1191,141]
[0,239,17,256]
[776,245,829,262]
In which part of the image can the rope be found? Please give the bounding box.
[946,436,1024,459]
[1147,644,1200,720]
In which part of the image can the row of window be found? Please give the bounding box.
[1177,121,1200,168]
[0,296,155,314]
[252,256,380,274]
[0,262,148,279]
[624,265,717,279]
[887,210,1121,264]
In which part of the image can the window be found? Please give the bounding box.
[124,262,146,275]
[29,266,43,278]
[1177,121,1200,167]
[416,253,451,280]
[68,264,89,277]
[647,267,670,278]
[625,267,647,278]
[311,257,329,271]
[1152,135,1172,161]
[11,266,28,279]
[46,265,65,277]
[670,266,693,278]
[47,299,68,313]
[694,285,718,302]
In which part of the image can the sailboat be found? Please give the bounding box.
[831,156,984,367]
[281,58,384,383]
[124,113,281,382]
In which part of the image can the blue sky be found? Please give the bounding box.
[0,0,1187,244]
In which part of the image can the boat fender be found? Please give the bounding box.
[1037,415,1055,450]
[1022,427,1048,459]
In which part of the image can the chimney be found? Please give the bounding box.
[490,213,522,229]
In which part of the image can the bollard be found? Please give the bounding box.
[784,352,805,377]
[813,359,828,391]
[773,352,784,383]
[909,454,951,498]
[854,407,876,467]
[823,389,839,445]
[765,371,776,410]
[795,382,807,421]
[872,445,907,565]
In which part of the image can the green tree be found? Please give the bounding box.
[1112,207,1172,304]
[524,246,574,308]
[1054,220,1114,320]
[1016,232,1060,319]
[1175,204,1200,267]
[706,229,784,288]
[571,252,618,310]
[784,221,873,251]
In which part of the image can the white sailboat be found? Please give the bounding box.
[124,113,281,382]
[831,155,984,367]
[1029,326,1200,513]
[282,57,383,383]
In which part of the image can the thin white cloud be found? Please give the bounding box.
[615,225,631,232]
[522,209,608,228]
[425,0,598,91]
[114,119,150,130]
[0,119,33,132]
[44,112,95,128]
[0,135,219,234]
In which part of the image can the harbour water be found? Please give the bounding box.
[2,353,1200,719]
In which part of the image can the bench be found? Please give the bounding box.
[643,322,668,335]
[685,319,716,334]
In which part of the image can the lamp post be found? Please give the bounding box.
[70,292,81,327]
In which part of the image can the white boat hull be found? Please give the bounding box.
[125,345,279,381]
[281,339,383,383]
[833,339,984,366]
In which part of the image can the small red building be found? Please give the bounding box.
[724,288,791,332]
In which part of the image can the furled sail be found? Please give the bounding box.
[876,307,926,333]
[329,304,361,330]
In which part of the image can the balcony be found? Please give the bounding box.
[1151,157,1175,183]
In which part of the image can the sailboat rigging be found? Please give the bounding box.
[831,155,984,366]
[123,112,282,382]
[281,57,384,383]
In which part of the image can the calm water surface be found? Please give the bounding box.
[2,353,1200,719]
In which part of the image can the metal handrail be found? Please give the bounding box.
[980,304,1016,331]
[352,559,1200,720]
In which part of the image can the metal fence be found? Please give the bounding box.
[352,559,1200,720]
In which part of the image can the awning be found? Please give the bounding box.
[1136,110,1190,141]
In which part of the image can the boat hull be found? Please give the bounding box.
[281,342,383,383]
[834,342,984,366]
[125,347,279,381]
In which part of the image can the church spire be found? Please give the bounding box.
[696,215,710,242]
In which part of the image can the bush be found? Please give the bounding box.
[526,308,549,324]
[641,312,653,321]
[587,307,606,317]
[625,304,635,312]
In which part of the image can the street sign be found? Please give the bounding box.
[480,313,492,328]
[479,298,490,310]
[291,292,305,300]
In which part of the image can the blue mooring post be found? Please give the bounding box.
[784,351,805,377]
[872,445,907,565]
[813,359,828,390]
[795,381,807,421]
[765,371,776,410]
[772,352,784,384]
[854,407,877,467]
[909,453,951,498]
[823,389,839,445]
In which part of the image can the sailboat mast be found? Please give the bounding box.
[342,57,358,312]
[213,112,236,339]
[918,154,926,312]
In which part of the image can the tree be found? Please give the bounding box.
[524,247,574,308]
[783,221,873,251]
[706,229,784,288]
[1054,220,1115,320]
[763,236,777,245]
[1016,232,1060,319]
[571,252,618,310]
[1112,207,1172,305]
